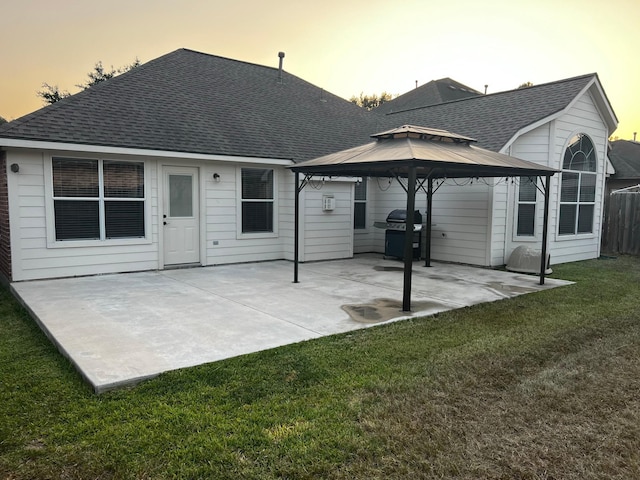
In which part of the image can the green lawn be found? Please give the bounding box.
[1,256,639,479]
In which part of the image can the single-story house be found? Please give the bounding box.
[606,139,640,194]
[0,48,617,283]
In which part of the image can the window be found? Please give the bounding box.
[52,158,145,241]
[558,134,597,235]
[354,178,367,229]
[241,168,274,233]
[517,176,537,236]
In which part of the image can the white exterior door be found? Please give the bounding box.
[163,166,200,265]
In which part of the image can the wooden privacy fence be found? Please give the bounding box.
[602,192,640,255]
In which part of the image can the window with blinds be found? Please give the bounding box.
[516,176,537,236]
[241,168,274,233]
[558,134,597,236]
[354,179,367,229]
[52,158,145,241]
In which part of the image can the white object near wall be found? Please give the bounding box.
[322,195,335,211]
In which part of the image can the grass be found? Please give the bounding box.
[1,256,639,479]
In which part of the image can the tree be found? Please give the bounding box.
[349,91,394,110]
[518,81,534,89]
[37,83,71,104]
[37,58,140,105]
[76,59,140,90]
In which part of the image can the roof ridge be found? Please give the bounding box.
[177,48,282,73]
[385,73,597,116]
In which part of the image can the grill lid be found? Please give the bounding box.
[386,209,423,224]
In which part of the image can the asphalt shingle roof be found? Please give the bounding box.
[375,78,482,114]
[381,75,596,151]
[0,48,598,159]
[609,140,640,179]
[0,49,380,162]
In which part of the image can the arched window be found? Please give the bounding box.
[558,134,597,235]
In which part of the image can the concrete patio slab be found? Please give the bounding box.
[11,255,572,393]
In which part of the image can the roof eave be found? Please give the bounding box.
[500,75,618,153]
[0,138,295,166]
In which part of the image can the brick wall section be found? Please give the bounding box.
[0,151,12,283]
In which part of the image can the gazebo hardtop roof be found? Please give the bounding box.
[289,125,558,179]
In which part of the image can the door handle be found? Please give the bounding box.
[163,221,168,225]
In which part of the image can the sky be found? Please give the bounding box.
[2,0,639,140]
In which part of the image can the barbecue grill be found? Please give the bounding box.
[378,209,423,260]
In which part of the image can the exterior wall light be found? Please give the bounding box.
[213,173,220,182]
[10,163,19,173]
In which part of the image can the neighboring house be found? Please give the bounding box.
[0,48,618,282]
[374,77,482,114]
[606,140,640,194]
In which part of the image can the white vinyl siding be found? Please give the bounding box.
[7,149,159,281]
[299,181,353,262]
[551,91,607,263]
[7,151,295,281]
[500,90,609,266]
[205,164,285,265]
[366,179,491,267]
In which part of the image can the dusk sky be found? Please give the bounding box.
[2,0,639,140]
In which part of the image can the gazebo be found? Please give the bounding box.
[289,125,558,312]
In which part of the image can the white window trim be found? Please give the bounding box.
[554,132,599,241]
[235,166,279,239]
[354,178,368,232]
[44,155,152,248]
[513,176,540,242]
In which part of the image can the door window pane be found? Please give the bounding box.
[169,175,193,217]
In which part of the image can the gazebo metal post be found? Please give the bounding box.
[425,177,433,267]
[539,173,551,285]
[294,171,300,283]
[402,165,417,311]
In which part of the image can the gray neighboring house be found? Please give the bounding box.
[607,140,640,194]
[0,49,618,282]
[374,77,482,114]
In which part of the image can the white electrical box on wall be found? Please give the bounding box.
[322,195,335,211]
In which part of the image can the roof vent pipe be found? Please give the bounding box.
[634,132,637,142]
[278,52,285,83]
[484,84,488,94]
